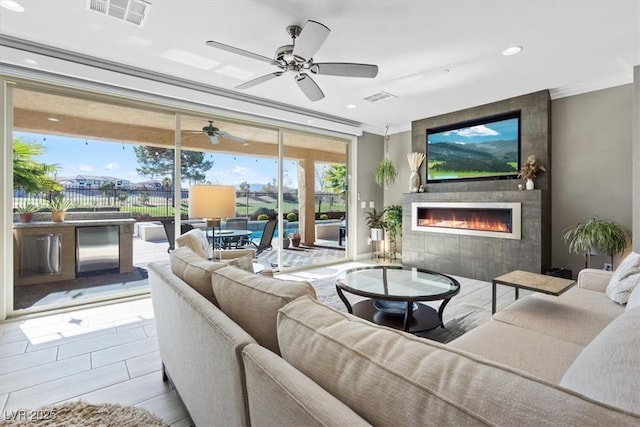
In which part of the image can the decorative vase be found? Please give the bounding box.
[525,178,534,190]
[51,211,66,222]
[409,171,420,193]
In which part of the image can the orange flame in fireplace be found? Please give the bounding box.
[418,213,510,232]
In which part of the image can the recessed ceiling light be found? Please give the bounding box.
[502,46,523,56]
[306,120,314,124]
[346,104,357,109]
[24,59,38,65]
[48,117,59,122]
[0,0,25,12]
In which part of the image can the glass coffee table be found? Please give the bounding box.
[335,265,460,333]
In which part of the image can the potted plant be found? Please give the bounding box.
[16,204,39,223]
[374,158,398,189]
[48,194,73,222]
[384,205,402,260]
[365,207,386,241]
[281,231,290,249]
[563,216,631,267]
[289,231,301,248]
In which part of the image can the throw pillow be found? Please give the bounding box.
[211,266,316,355]
[560,307,640,414]
[225,253,254,273]
[170,246,226,304]
[606,252,640,304]
[175,228,209,259]
[626,281,640,311]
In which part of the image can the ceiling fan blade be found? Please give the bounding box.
[312,62,379,78]
[216,131,245,143]
[206,40,277,65]
[295,73,325,102]
[207,134,220,144]
[236,72,284,90]
[293,20,330,62]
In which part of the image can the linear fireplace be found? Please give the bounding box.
[411,202,521,240]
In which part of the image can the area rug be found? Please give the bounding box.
[0,401,167,427]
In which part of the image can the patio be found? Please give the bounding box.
[13,234,346,311]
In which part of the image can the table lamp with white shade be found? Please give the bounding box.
[188,185,236,257]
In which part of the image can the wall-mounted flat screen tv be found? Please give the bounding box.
[426,111,520,183]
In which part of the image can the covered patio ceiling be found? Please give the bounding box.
[12,87,348,163]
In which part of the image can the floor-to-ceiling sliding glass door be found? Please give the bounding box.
[10,84,175,313]
[4,79,352,316]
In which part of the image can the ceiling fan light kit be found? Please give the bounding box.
[206,20,379,101]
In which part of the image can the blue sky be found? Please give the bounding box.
[15,132,323,189]
[428,117,518,145]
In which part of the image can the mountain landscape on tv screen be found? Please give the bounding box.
[428,139,518,180]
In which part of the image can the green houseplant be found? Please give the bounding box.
[563,216,631,267]
[48,194,73,222]
[374,158,398,189]
[365,207,386,241]
[384,205,402,260]
[16,204,39,223]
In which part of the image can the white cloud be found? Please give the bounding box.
[454,125,499,138]
[104,163,120,170]
[79,165,93,172]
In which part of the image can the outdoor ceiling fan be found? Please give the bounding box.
[183,121,245,145]
[206,20,379,102]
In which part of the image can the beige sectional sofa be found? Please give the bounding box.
[148,247,640,426]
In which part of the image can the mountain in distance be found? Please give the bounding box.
[429,139,517,163]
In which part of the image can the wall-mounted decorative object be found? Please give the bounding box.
[407,152,426,193]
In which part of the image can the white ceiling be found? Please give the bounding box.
[1,0,639,135]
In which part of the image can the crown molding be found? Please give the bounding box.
[550,71,633,99]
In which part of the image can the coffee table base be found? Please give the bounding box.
[352,300,444,333]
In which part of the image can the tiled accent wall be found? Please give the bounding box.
[405,91,551,280]
[403,191,550,281]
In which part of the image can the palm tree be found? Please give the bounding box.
[13,138,60,193]
[322,164,347,198]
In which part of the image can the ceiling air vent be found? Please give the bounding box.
[87,0,151,27]
[363,91,397,103]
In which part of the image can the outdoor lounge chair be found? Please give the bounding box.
[161,219,194,253]
[246,218,277,256]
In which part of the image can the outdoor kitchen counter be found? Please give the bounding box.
[13,219,135,286]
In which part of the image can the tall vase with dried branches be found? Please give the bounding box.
[407,152,426,193]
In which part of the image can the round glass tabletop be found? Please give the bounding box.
[336,265,460,302]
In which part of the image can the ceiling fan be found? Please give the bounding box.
[183,121,245,145]
[206,20,379,102]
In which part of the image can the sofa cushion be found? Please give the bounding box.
[211,266,316,355]
[560,307,640,415]
[277,296,640,426]
[170,246,227,304]
[606,251,640,304]
[175,228,210,259]
[241,344,371,427]
[448,320,584,383]
[493,287,624,346]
